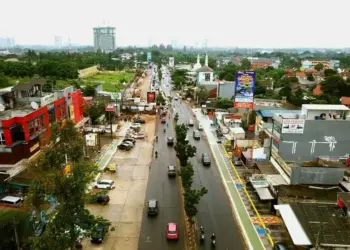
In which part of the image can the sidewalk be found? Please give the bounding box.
[193,108,266,250]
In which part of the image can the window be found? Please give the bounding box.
[0,132,5,145]
[49,109,56,123]
[11,124,25,144]
[59,104,66,119]
[205,73,211,81]
[28,115,45,138]
[28,120,35,137]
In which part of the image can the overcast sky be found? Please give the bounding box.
[0,0,349,48]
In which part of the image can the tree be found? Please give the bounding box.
[240,58,251,70]
[183,187,208,223]
[83,100,108,125]
[321,75,350,99]
[306,73,315,81]
[215,98,233,109]
[174,124,197,166]
[279,86,292,99]
[195,86,209,103]
[27,119,101,250]
[156,93,165,105]
[82,85,96,97]
[0,74,10,88]
[324,69,337,77]
[314,63,324,71]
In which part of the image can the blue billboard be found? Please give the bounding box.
[234,71,255,108]
[147,52,152,61]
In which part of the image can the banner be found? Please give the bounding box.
[105,103,115,112]
[234,71,255,109]
[169,57,174,67]
[147,52,152,61]
[147,91,156,103]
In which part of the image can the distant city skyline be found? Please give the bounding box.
[1,0,350,48]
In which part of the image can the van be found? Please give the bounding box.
[188,119,194,127]
[193,130,200,140]
[0,196,23,207]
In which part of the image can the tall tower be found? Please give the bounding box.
[93,26,116,53]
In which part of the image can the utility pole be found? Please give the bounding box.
[315,222,326,250]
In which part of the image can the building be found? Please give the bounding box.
[196,54,214,85]
[54,36,63,48]
[301,59,339,70]
[93,27,116,53]
[0,37,15,49]
[270,104,350,162]
[0,80,85,168]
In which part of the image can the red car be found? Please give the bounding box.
[166,223,179,240]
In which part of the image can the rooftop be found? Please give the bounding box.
[291,202,350,247]
[196,65,213,73]
[257,109,300,118]
[302,104,350,111]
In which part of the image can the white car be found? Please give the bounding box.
[174,97,178,100]
[95,180,115,189]
[133,133,145,139]
[198,124,203,131]
[130,123,141,129]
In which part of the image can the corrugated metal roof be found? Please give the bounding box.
[257,109,300,118]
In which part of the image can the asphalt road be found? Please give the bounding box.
[138,68,185,250]
[170,86,245,248]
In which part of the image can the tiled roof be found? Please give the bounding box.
[341,96,350,105]
[296,72,306,77]
[313,83,322,96]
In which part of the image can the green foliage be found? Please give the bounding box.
[240,58,251,70]
[156,92,165,105]
[174,113,179,122]
[82,85,96,97]
[171,69,188,90]
[195,85,209,103]
[83,99,109,125]
[320,75,350,100]
[174,124,197,166]
[215,98,233,109]
[27,119,101,250]
[314,63,324,71]
[324,69,337,77]
[306,73,315,81]
[0,73,11,88]
[183,187,208,223]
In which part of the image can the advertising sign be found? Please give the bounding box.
[69,104,75,121]
[147,91,156,103]
[234,71,255,109]
[169,57,174,67]
[85,133,97,147]
[105,103,115,112]
[281,119,305,134]
[147,52,152,61]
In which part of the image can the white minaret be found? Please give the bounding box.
[205,54,208,66]
[197,54,200,64]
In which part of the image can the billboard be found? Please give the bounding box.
[281,119,305,134]
[169,57,174,67]
[105,103,115,112]
[147,91,156,103]
[147,52,152,61]
[85,133,97,147]
[234,71,255,109]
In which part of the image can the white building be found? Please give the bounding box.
[196,54,214,85]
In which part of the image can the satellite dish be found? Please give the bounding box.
[0,104,5,112]
[31,101,39,110]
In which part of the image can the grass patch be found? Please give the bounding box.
[86,71,134,92]
[7,77,32,85]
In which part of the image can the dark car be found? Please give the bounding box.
[147,199,159,215]
[216,129,223,137]
[167,137,174,146]
[274,243,289,250]
[202,153,211,166]
[123,138,136,145]
[118,143,133,151]
[161,118,166,124]
[134,118,145,124]
[233,156,243,166]
[91,220,110,244]
[96,195,110,205]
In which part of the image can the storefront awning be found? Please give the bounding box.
[223,134,234,140]
[256,188,274,200]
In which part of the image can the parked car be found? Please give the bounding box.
[91,220,111,244]
[274,242,289,250]
[188,119,194,126]
[168,165,176,177]
[94,179,115,189]
[132,133,145,139]
[198,124,203,131]
[234,157,243,166]
[167,137,174,146]
[174,96,178,100]
[166,223,179,240]
[202,153,211,166]
[118,143,133,151]
[130,123,141,129]
[134,118,145,124]
[216,129,223,137]
[0,196,23,207]
[147,199,159,216]
[161,118,166,124]
[123,138,136,145]
[193,130,200,140]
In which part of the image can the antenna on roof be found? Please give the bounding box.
[0,104,5,112]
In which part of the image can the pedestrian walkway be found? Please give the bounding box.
[193,109,266,250]
[95,139,120,171]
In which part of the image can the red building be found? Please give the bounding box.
[0,82,85,165]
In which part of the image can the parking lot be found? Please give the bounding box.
[84,116,155,250]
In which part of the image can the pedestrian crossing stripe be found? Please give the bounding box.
[251,216,282,224]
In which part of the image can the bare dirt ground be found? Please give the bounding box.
[84,76,156,250]
[138,70,151,101]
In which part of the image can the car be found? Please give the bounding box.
[166,223,179,240]
[130,123,141,129]
[188,119,194,126]
[202,153,211,166]
[174,96,178,100]
[123,138,136,145]
[167,137,174,146]
[134,118,145,124]
[233,156,243,166]
[161,118,166,124]
[274,243,289,250]
[168,165,176,177]
[96,194,110,205]
[91,220,111,244]
[198,124,203,131]
[133,133,145,139]
[95,179,115,189]
[147,199,159,215]
[193,130,200,140]
[118,142,133,150]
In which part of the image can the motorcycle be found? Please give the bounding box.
[155,151,158,158]
[200,232,205,242]
[211,239,216,248]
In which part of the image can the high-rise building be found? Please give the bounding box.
[0,37,15,49]
[54,36,63,48]
[93,27,116,53]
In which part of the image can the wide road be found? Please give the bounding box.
[138,68,185,250]
[169,82,245,248]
